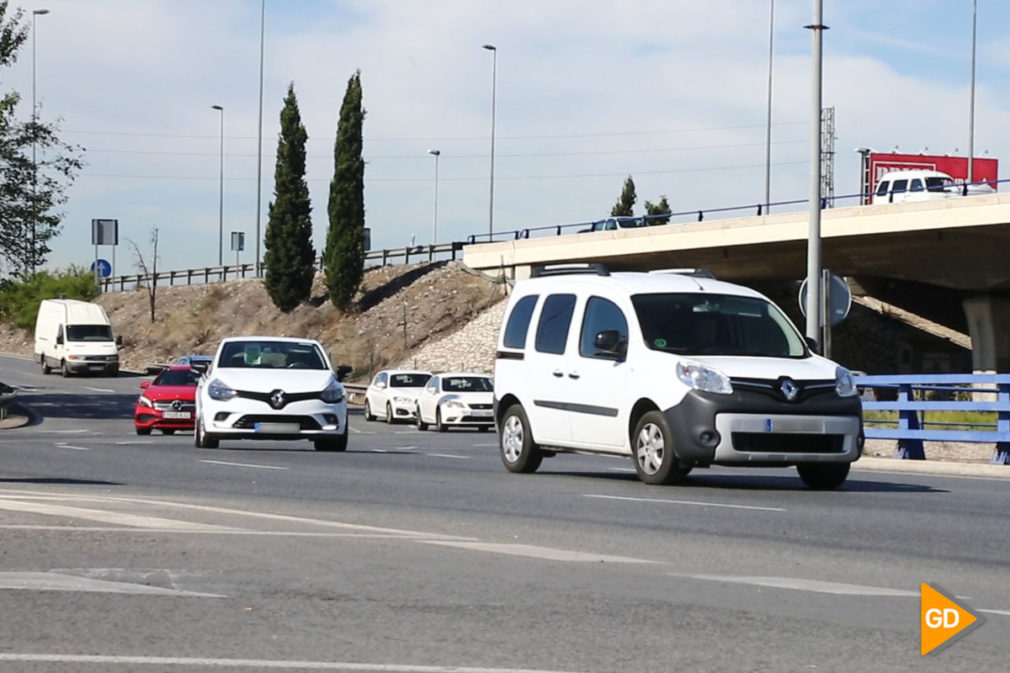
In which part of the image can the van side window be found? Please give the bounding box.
[579,297,628,358]
[535,294,576,354]
[503,295,538,349]
[892,179,908,194]
[910,178,924,192]
[876,180,889,196]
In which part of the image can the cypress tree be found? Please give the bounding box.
[611,176,637,216]
[324,70,366,311]
[263,83,315,312]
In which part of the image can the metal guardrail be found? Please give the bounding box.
[854,374,1010,464]
[100,242,464,293]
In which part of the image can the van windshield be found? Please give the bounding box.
[925,176,953,192]
[631,293,808,358]
[66,324,114,342]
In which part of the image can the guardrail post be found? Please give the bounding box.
[697,211,704,222]
[894,382,926,459]
[994,380,1010,465]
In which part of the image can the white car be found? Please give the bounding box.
[194,336,351,451]
[363,369,432,423]
[414,372,495,432]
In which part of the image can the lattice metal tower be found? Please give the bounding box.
[820,106,836,207]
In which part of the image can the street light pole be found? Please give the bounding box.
[764,0,775,214]
[255,0,265,276]
[428,149,440,245]
[31,8,49,277]
[483,44,497,240]
[804,0,826,344]
[968,0,977,184]
[212,105,224,266]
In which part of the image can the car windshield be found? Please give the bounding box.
[632,293,808,358]
[390,373,431,387]
[66,324,113,342]
[442,376,493,392]
[153,369,201,386]
[217,341,327,369]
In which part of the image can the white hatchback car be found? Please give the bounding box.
[194,336,351,451]
[414,372,495,432]
[363,369,432,423]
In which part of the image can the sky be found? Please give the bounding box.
[4,0,1010,277]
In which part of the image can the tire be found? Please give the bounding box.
[161,429,175,436]
[435,408,447,433]
[194,416,219,449]
[632,410,690,485]
[797,463,850,490]
[415,405,428,431]
[363,399,375,422]
[314,433,348,452]
[499,404,543,473]
[60,360,70,378]
[40,357,51,375]
[136,427,151,436]
[385,402,394,424]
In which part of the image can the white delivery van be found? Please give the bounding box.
[871,169,957,204]
[34,299,121,377]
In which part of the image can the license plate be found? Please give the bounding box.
[255,422,300,434]
[162,411,191,419]
[89,365,105,370]
[471,410,493,417]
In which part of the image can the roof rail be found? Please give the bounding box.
[530,263,610,278]
[648,268,717,279]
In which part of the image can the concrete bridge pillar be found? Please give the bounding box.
[963,296,1010,373]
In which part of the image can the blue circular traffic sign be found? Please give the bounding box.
[91,259,112,278]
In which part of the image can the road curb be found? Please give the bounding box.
[853,456,1010,479]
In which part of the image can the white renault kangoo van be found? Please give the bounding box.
[34,299,121,377]
[493,265,864,489]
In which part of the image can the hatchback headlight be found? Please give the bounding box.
[137,395,153,408]
[835,367,857,397]
[393,395,413,405]
[443,399,465,410]
[207,378,236,401]
[676,360,733,395]
[320,380,345,404]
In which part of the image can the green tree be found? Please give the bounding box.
[263,83,315,313]
[644,195,671,225]
[611,175,636,217]
[0,2,84,281]
[324,70,367,311]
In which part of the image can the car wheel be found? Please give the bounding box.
[363,399,375,422]
[314,433,348,452]
[499,404,542,473]
[415,405,428,431]
[161,429,175,436]
[194,416,219,449]
[386,402,394,424]
[136,427,151,436]
[797,463,850,490]
[40,357,51,375]
[60,360,70,378]
[435,408,447,433]
[632,411,690,485]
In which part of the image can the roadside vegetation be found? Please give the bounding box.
[0,267,97,328]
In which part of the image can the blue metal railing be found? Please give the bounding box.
[854,373,1010,465]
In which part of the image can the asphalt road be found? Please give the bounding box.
[0,353,1008,672]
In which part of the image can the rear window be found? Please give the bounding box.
[390,373,430,387]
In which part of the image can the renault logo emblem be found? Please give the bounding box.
[779,378,799,401]
[269,389,287,409]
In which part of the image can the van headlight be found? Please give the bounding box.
[676,360,733,395]
[207,378,236,401]
[835,367,857,397]
[320,380,345,404]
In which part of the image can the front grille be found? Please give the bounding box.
[460,415,495,423]
[231,414,320,430]
[236,390,321,409]
[731,378,835,403]
[469,403,493,410]
[153,401,195,412]
[83,355,118,362]
[731,433,845,454]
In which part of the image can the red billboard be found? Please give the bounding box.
[862,152,998,200]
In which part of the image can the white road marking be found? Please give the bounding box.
[428,453,470,460]
[55,443,90,451]
[0,654,583,672]
[979,608,1010,617]
[39,428,89,434]
[473,443,498,447]
[420,540,656,564]
[606,467,637,473]
[672,573,919,597]
[199,459,288,471]
[0,499,234,531]
[0,525,458,539]
[349,426,374,434]
[82,386,115,393]
[586,493,786,512]
[0,572,223,597]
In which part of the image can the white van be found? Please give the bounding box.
[493,265,863,489]
[34,299,121,377]
[872,169,957,204]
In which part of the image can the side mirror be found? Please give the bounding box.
[56,334,64,345]
[593,330,626,359]
[804,336,821,354]
[116,335,123,347]
[335,364,353,382]
[140,381,150,389]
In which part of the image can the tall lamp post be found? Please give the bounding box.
[483,43,497,240]
[211,105,224,266]
[255,0,265,276]
[428,149,440,245]
[968,0,977,184]
[31,8,50,277]
[763,0,774,214]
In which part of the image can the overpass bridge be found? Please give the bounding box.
[462,192,1010,373]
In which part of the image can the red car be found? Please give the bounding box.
[134,365,201,435]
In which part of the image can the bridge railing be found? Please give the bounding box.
[100,241,464,292]
[853,373,1010,465]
